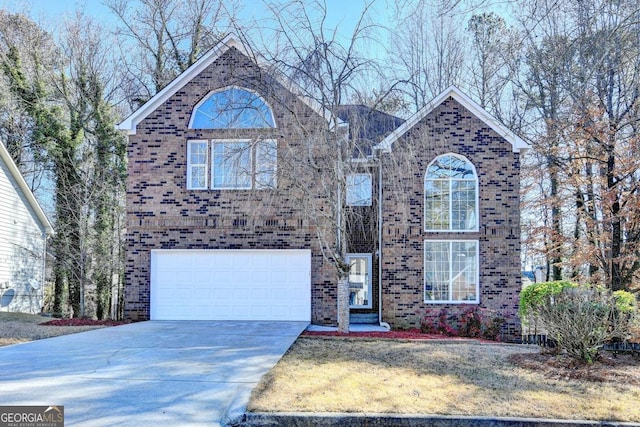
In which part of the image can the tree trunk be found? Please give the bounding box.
[548,165,562,281]
[337,275,350,333]
[607,148,623,291]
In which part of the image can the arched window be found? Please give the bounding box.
[190,87,275,129]
[424,154,478,231]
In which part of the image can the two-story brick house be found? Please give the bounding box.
[118,35,528,339]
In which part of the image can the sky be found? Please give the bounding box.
[3,0,387,37]
[4,0,113,22]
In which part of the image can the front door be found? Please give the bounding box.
[346,254,372,309]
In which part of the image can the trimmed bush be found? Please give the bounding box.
[519,281,577,319]
[536,286,637,363]
[519,281,578,335]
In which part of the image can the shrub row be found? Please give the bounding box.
[419,306,506,341]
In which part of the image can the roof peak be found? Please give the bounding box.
[374,86,529,153]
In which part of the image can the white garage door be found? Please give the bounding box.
[150,249,311,321]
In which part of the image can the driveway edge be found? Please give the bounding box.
[237,412,640,427]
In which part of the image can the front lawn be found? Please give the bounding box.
[249,336,640,422]
[0,312,120,346]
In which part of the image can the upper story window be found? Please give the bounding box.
[187,139,277,190]
[190,87,276,129]
[346,173,372,206]
[424,154,478,231]
[187,140,208,190]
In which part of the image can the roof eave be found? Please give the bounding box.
[374,86,531,153]
[116,34,342,134]
[0,142,54,236]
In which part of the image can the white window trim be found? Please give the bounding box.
[188,85,277,129]
[186,138,278,191]
[187,139,208,190]
[423,240,480,304]
[424,153,479,233]
[346,173,373,207]
[346,253,373,309]
[211,139,253,190]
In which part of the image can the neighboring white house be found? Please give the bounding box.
[0,142,53,314]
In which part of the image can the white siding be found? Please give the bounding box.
[0,158,46,314]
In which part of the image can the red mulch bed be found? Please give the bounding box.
[302,328,496,342]
[41,318,129,327]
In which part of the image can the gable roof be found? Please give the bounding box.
[0,142,54,236]
[334,105,404,157]
[117,34,340,135]
[334,105,404,142]
[374,86,529,153]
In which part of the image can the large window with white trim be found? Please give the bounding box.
[424,154,478,231]
[424,240,479,303]
[187,139,277,190]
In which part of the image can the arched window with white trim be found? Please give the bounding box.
[190,86,275,129]
[424,154,478,232]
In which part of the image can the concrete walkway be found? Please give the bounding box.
[305,323,390,332]
[0,321,307,426]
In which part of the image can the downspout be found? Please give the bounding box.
[376,149,390,330]
[41,230,48,313]
[41,225,54,314]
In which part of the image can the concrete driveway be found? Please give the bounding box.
[0,321,307,426]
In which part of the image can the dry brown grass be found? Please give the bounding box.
[249,336,640,422]
[0,312,106,347]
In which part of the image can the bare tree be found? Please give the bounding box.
[466,12,509,110]
[239,0,381,332]
[513,0,640,291]
[390,0,466,112]
[106,0,237,108]
[57,13,127,318]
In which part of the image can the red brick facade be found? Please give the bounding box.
[124,46,339,323]
[379,98,522,339]
[122,37,525,340]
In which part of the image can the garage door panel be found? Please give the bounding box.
[151,249,311,321]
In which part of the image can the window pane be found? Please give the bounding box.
[192,87,275,129]
[452,180,476,230]
[424,241,450,301]
[187,141,207,189]
[190,165,206,189]
[425,154,477,231]
[425,240,478,302]
[255,140,277,189]
[190,143,206,164]
[425,180,449,229]
[451,242,478,301]
[426,155,474,179]
[346,174,372,206]
[212,141,251,188]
